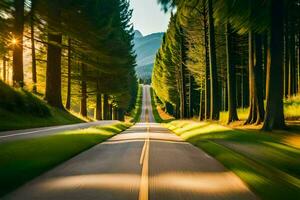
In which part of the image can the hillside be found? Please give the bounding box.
[0,81,83,131]
[134,30,164,82]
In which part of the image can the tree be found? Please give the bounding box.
[262,0,286,130]
[30,0,37,93]
[12,0,24,87]
[226,23,238,123]
[65,38,72,110]
[207,0,219,120]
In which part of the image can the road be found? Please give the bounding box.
[4,85,257,200]
[0,121,118,143]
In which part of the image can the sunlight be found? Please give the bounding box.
[11,38,18,45]
[153,172,252,194]
[37,171,253,196]
[40,174,140,191]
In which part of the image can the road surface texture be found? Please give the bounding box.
[4,85,257,200]
[0,121,118,143]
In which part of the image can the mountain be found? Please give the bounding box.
[134,30,164,82]
[134,30,143,39]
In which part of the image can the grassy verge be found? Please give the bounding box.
[166,121,300,200]
[0,81,83,131]
[150,87,174,123]
[220,94,300,123]
[131,84,143,122]
[0,122,131,197]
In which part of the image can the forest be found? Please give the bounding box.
[0,0,137,122]
[152,0,300,131]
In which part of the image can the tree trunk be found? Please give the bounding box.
[246,31,256,124]
[2,56,6,83]
[109,104,113,120]
[45,5,63,109]
[65,38,72,110]
[30,0,37,93]
[95,81,102,120]
[207,0,219,120]
[203,1,210,120]
[263,34,268,100]
[179,27,187,119]
[245,32,265,125]
[188,73,193,118]
[199,86,205,121]
[112,107,118,120]
[289,25,296,96]
[226,23,239,124]
[298,32,300,94]
[80,63,87,117]
[262,0,286,131]
[284,13,289,98]
[118,109,125,121]
[103,94,109,120]
[254,34,265,124]
[12,0,24,88]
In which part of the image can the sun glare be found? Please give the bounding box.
[11,38,18,45]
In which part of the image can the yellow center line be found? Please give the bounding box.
[138,87,150,200]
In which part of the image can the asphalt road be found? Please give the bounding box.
[4,85,257,200]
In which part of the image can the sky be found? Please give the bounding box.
[130,0,171,36]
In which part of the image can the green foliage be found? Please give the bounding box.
[0,80,50,117]
[0,122,130,197]
[0,107,83,131]
[0,0,138,117]
[152,14,180,108]
[0,81,83,131]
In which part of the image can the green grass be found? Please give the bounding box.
[284,95,300,120]
[0,80,83,131]
[0,122,130,197]
[166,121,300,200]
[0,107,83,131]
[220,94,300,122]
[131,84,143,122]
[220,108,249,123]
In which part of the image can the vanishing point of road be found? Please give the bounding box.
[3,85,257,200]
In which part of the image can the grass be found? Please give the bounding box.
[0,80,83,131]
[150,87,174,123]
[165,120,300,200]
[220,94,300,123]
[0,107,83,131]
[220,108,249,123]
[0,122,130,197]
[284,95,300,120]
[131,84,143,122]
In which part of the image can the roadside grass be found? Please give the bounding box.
[165,121,300,200]
[220,94,300,123]
[284,95,300,120]
[0,122,131,197]
[0,81,83,131]
[150,87,174,123]
[131,84,143,122]
[220,108,249,123]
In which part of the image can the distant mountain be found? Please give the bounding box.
[134,30,164,81]
[134,30,143,39]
